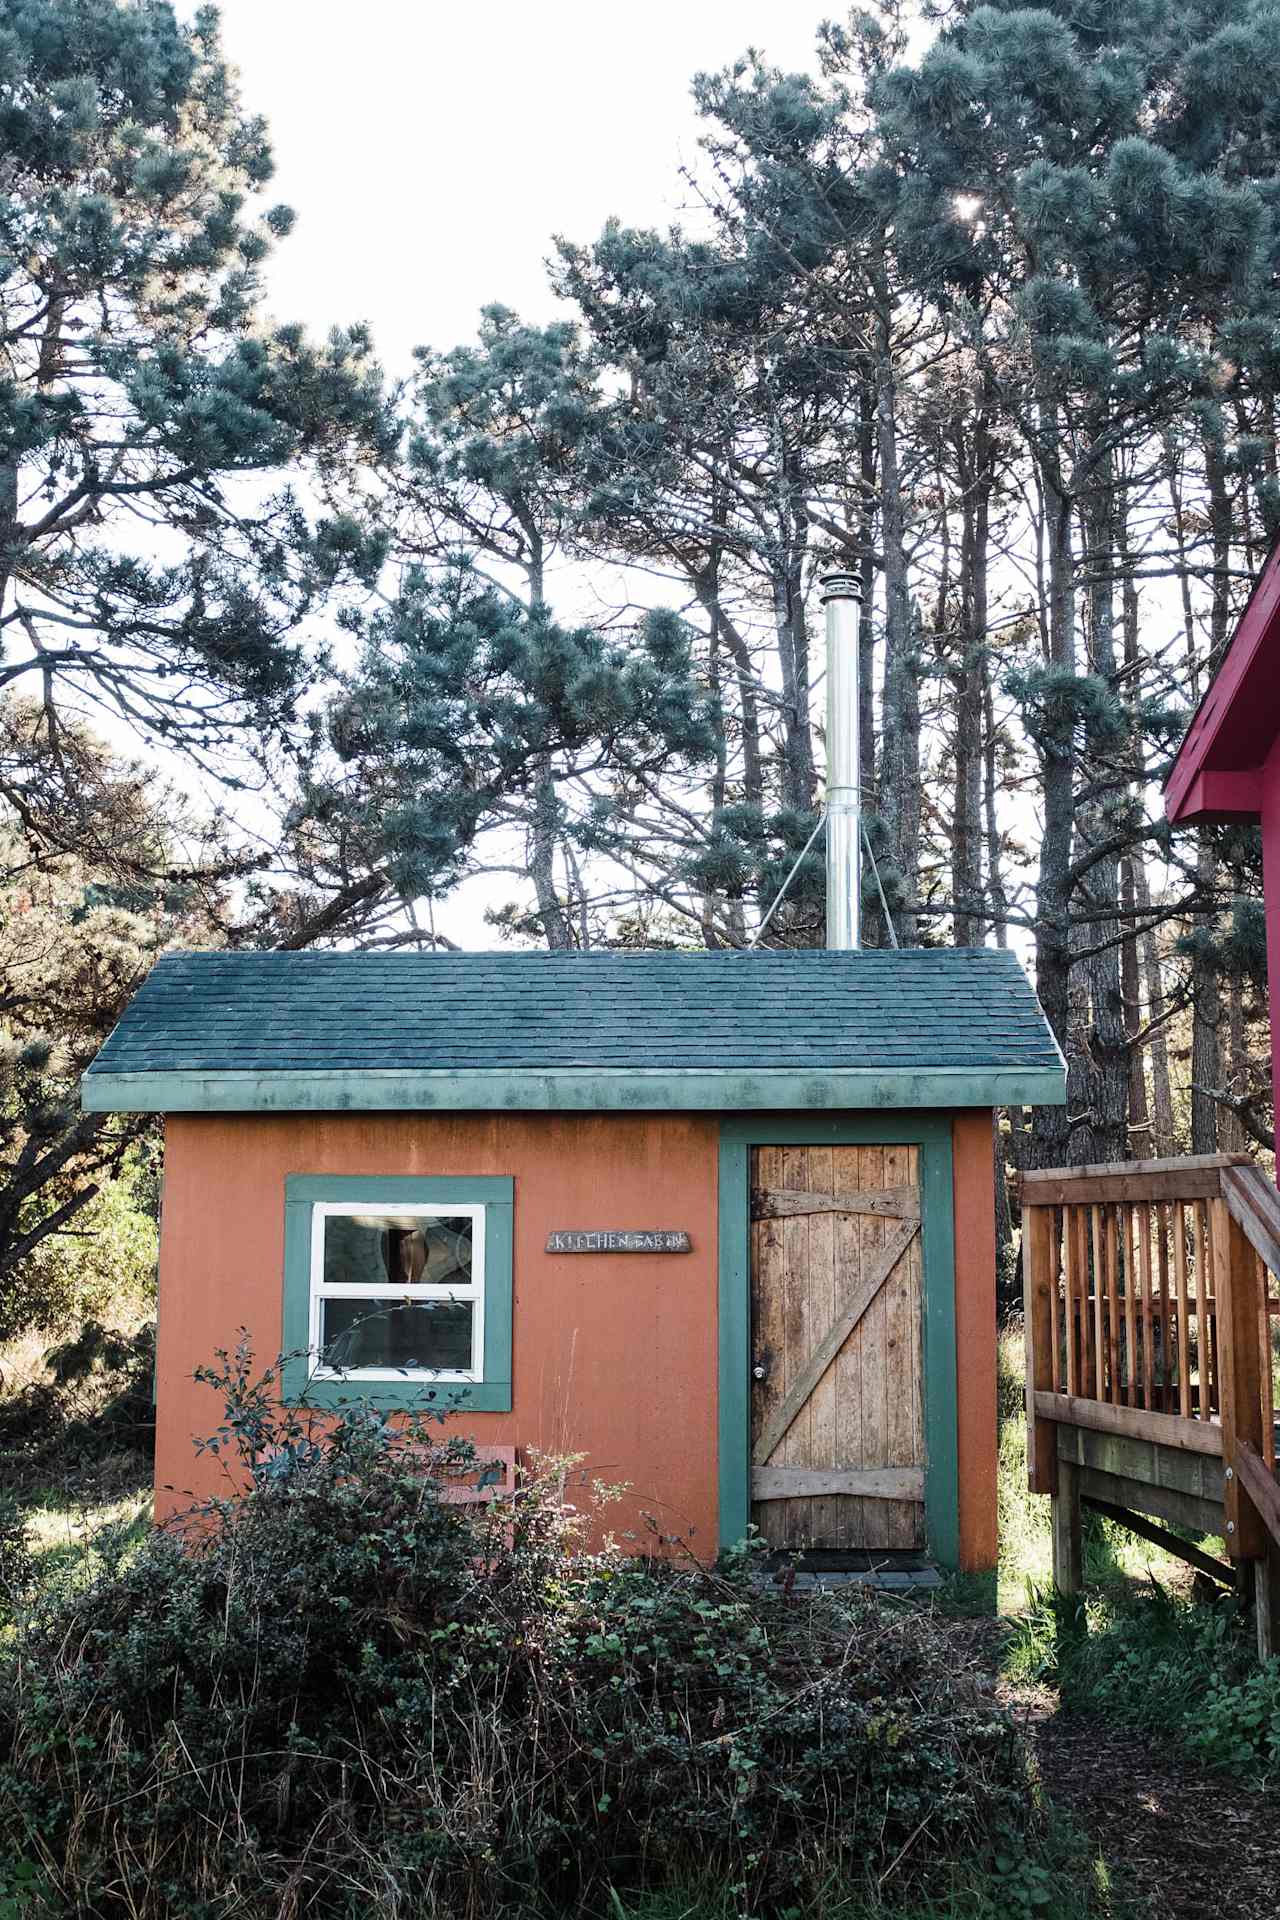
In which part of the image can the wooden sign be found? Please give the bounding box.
[546,1229,692,1254]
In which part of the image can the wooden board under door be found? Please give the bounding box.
[749,1143,925,1551]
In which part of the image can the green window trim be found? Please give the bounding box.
[282,1175,514,1413]
[717,1115,959,1569]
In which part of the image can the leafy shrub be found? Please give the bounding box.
[1007,1576,1280,1777]
[0,1499,34,1618]
[1,1148,159,1343]
[0,1858,46,1920]
[1190,1657,1280,1771]
[0,1319,155,1461]
[0,1344,1048,1919]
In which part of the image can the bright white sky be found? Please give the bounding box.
[209,1,832,378]
[188,3,843,944]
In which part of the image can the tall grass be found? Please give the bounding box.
[993,1321,1231,1611]
[996,1319,1280,1778]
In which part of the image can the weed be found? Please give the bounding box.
[1005,1574,1280,1776]
[0,1341,1052,1920]
[606,1815,1117,1918]
[0,1858,46,1920]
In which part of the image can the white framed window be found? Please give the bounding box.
[307,1201,487,1384]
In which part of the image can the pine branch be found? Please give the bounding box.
[1192,1085,1275,1154]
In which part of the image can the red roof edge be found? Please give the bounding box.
[1165,530,1280,825]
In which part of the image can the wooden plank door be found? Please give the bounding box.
[749,1143,925,1551]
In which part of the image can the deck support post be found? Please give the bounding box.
[1254,1549,1280,1663]
[1051,1457,1083,1595]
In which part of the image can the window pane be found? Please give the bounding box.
[319,1297,475,1373]
[321,1213,474,1289]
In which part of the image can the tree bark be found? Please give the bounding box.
[858,377,877,818]
[1131,852,1176,1156]
[1117,518,1150,1156]
[1029,445,1077,1167]
[1073,467,1128,1164]
[872,247,920,946]
[1120,856,1151,1156]
[1189,432,1235,1149]
[529,775,572,950]
[983,675,1008,949]
[951,406,992,945]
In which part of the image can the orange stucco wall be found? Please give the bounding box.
[154,1108,1000,1569]
[156,1111,724,1548]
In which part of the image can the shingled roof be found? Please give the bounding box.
[81,947,1064,1113]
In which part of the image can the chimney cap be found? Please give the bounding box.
[819,569,862,603]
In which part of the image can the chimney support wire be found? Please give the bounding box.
[820,570,862,949]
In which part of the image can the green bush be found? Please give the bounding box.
[1007,1577,1280,1777]
[0,1499,34,1617]
[2,1150,159,1343]
[0,1343,1050,1919]
[0,1319,155,1461]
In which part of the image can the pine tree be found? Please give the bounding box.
[873,0,1277,1162]
[0,0,391,784]
[0,698,227,1334]
[280,572,721,950]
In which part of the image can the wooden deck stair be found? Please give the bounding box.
[1021,1154,1280,1661]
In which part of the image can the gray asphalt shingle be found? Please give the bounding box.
[84,947,1062,1095]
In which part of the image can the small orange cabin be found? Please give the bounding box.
[83,947,1064,1572]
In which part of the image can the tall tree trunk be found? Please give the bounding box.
[857,377,877,817]
[694,479,765,810]
[1120,855,1151,1157]
[1117,514,1150,1155]
[1029,446,1078,1167]
[1190,875,1222,1155]
[530,778,572,950]
[524,534,571,950]
[1070,459,1128,1165]
[983,675,1008,949]
[695,590,763,810]
[1132,853,1176,1156]
[772,446,816,816]
[872,249,920,945]
[951,407,992,946]
[1219,974,1247,1152]
[1189,432,1235,1150]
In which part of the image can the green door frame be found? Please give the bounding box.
[717,1113,958,1568]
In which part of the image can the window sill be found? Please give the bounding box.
[286,1375,513,1414]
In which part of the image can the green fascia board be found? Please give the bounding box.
[281,1174,513,1415]
[717,1113,960,1570]
[83,1063,1066,1115]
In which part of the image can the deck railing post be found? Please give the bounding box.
[1021,1155,1280,1635]
[1024,1200,1058,1497]
[1214,1195,1266,1562]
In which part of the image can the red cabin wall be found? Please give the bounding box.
[154,1108,999,1569]
[1262,735,1280,1135]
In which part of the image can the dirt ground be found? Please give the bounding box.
[1003,1678,1280,1920]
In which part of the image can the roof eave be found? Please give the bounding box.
[1165,767,1264,827]
[1165,529,1280,823]
[82,1063,1068,1115]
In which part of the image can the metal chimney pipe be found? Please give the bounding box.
[821,570,863,950]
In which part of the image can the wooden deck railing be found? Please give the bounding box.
[1022,1154,1280,1653]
